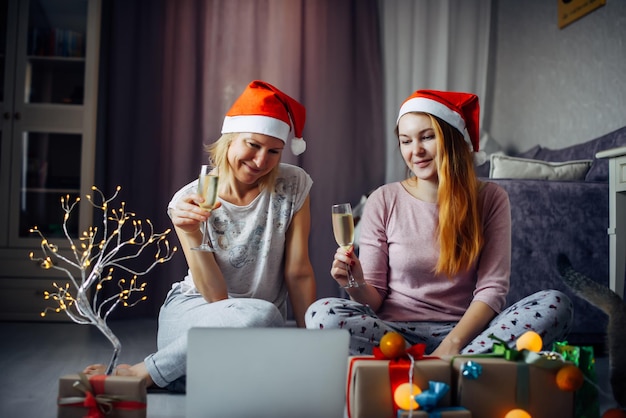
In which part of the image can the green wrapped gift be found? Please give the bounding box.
[553,341,600,418]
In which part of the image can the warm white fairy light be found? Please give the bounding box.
[29,186,177,375]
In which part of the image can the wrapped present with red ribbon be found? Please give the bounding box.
[57,373,147,418]
[346,341,451,418]
[450,334,575,418]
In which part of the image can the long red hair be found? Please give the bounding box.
[431,115,483,277]
[425,115,483,277]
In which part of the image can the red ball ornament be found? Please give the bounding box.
[379,331,406,358]
[603,408,626,418]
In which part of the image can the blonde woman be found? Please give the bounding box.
[85,81,316,391]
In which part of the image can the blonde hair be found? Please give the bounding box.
[396,114,483,277]
[204,133,280,191]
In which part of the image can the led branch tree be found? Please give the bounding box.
[29,186,177,375]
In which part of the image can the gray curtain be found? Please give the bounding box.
[97,0,385,318]
[379,0,493,182]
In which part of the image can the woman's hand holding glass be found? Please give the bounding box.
[169,191,221,236]
[331,203,365,288]
[192,164,220,252]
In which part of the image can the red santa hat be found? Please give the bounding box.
[397,89,480,153]
[222,80,307,155]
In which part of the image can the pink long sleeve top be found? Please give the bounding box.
[358,181,511,322]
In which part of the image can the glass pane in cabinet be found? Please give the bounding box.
[19,132,82,238]
[25,0,87,104]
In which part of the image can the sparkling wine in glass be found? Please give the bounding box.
[192,164,219,252]
[332,203,360,288]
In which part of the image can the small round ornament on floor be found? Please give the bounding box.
[603,408,626,418]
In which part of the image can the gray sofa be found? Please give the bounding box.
[476,125,626,345]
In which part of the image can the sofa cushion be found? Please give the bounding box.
[515,144,543,160]
[531,126,626,182]
[489,154,592,180]
[477,126,626,182]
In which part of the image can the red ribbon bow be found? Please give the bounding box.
[346,343,438,418]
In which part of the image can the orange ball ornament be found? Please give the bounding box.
[515,331,543,352]
[379,331,406,358]
[603,408,626,418]
[504,409,531,418]
[393,382,421,410]
[556,364,584,392]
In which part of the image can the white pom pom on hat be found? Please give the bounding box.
[397,89,481,154]
[221,80,307,155]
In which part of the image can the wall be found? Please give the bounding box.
[486,0,626,154]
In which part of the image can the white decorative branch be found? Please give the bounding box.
[29,186,177,375]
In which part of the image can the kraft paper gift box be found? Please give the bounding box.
[451,356,574,418]
[57,373,147,418]
[347,356,451,418]
[397,410,471,418]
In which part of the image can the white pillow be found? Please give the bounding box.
[489,154,592,180]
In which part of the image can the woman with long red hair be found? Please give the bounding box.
[306,89,573,356]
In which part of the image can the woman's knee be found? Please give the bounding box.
[545,289,574,325]
[533,289,574,318]
[235,299,284,327]
[305,297,358,329]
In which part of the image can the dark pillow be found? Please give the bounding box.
[528,126,626,182]
[515,144,544,160]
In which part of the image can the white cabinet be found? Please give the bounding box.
[0,0,101,320]
[595,146,626,300]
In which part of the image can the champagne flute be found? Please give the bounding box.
[331,203,361,288]
[192,164,219,252]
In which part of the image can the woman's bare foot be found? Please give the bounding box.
[83,362,154,387]
[83,364,107,375]
[83,363,131,375]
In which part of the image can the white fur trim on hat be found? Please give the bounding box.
[397,97,474,148]
[290,137,306,155]
[222,115,291,143]
[397,97,465,134]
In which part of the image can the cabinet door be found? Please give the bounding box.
[0,0,20,247]
[0,0,100,320]
[4,0,99,248]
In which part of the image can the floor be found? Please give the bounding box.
[0,318,185,418]
[0,318,619,417]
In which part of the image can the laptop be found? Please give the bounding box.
[186,327,350,418]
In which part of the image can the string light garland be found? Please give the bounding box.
[29,186,177,375]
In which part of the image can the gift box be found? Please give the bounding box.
[553,342,600,418]
[397,408,471,418]
[57,373,147,418]
[347,356,451,418]
[451,356,574,418]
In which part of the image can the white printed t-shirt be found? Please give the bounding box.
[167,163,313,318]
